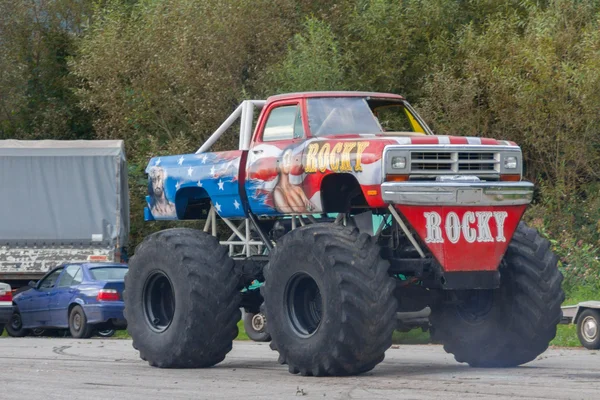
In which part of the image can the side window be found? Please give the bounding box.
[72,268,83,286]
[39,269,64,291]
[58,265,81,287]
[262,105,304,142]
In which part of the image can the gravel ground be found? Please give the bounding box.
[0,338,598,399]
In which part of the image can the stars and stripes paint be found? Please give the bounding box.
[145,134,518,220]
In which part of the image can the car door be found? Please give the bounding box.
[25,268,63,327]
[245,101,311,216]
[49,265,81,327]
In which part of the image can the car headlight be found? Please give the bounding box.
[504,156,517,169]
[391,156,407,169]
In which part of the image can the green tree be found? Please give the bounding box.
[0,0,94,139]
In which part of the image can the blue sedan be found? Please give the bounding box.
[7,263,128,338]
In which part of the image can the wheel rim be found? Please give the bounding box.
[456,290,495,324]
[581,316,598,343]
[143,271,175,333]
[10,313,22,330]
[285,273,323,338]
[251,313,266,332]
[73,313,82,331]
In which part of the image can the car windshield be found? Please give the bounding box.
[89,267,128,281]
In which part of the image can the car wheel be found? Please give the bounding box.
[243,311,271,342]
[6,309,30,337]
[577,309,600,350]
[96,329,116,338]
[69,305,94,339]
[32,328,46,337]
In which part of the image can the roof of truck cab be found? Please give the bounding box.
[266,91,405,103]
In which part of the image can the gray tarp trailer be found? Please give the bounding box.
[0,140,129,288]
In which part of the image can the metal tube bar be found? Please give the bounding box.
[196,104,243,154]
[220,241,264,246]
[203,207,213,233]
[227,221,246,241]
[221,217,246,241]
[375,215,389,236]
[387,205,426,258]
[306,215,318,224]
[247,212,273,251]
[245,219,251,257]
[211,205,217,237]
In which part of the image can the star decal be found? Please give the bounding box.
[214,202,222,213]
[210,165,216,176]
[197,181,203,187]
[187,166,194,177]
[154,158,161,166]
[175,181,182,190]
[178,156,185,165]
[218,179,224,190]
[233,199,240,209]
[201,154,208,164]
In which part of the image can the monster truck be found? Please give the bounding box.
[124,91,564,374]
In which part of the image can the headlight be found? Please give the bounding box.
[504,156,517,169]
[391,156,407,169]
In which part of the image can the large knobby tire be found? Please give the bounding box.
[430,222,564,367]
[262,224,397,377]
[69,305,94,339]
[124,228,241,368]
[577,309,600,350]
[6,308,29,337]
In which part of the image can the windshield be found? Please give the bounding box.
[89,267,128,281]
[307,98,382,136]
[307,97,426,136]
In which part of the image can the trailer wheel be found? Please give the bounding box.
[577,309,600,350]
[124,228,241,368]
[6,309,29,337]
[262,224,397,376]
[430,222,564,367]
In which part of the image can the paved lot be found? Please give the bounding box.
[0,338,598,399]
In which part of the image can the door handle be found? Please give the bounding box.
[252,149,263,154]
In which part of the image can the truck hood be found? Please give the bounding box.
[356,133,518,147]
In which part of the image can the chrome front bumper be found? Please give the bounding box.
[381,181,534,206]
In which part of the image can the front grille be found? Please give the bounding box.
[410,150,499,175]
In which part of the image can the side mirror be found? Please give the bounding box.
[28,280,37,289]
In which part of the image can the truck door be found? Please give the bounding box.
[244,101,312,215]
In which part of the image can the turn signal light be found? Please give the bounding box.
[385,174,409,182]
[500,174,521,182]
[97,289,120,301]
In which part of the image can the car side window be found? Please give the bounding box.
[58,265,81,287]
[39,268,64,291]
[262,105,304,142]
[72,268,83,286]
